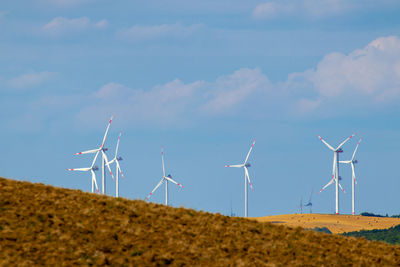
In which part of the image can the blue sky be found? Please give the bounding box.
[1,0,400,217]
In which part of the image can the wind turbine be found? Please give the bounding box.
[299,197,303,214]
[67,151,100,193]
[74,115,115,195]
[107,131,125,197]
[318,133,357,214]
[304,189,313,213]
[145,146,184,205]
[225,139,256,218]
[339,138,362,215]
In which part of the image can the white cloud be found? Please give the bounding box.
[8,71,57,89]
[253,0,370,20]
[76,68,271,125]
[298,36,400,101]
[253,2,294,19]
[42,17,108,36]
[78,79,204,125]
[201,68,271,114]
[95,19,108,29]
[117,23,203,42]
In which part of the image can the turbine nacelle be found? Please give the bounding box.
[93,166,99,171]
[166,174,172,178]
[118,156,123,161]
[353,159,358,164]
[245,163,251,168]
[102,148,108,152]
[336,148,343,153]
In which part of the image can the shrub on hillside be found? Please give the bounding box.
[361,212,384,217]
[312,227,332,234]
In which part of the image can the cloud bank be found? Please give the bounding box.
[42,17,108,36]
[287,35,400,111]
[117,23,203,42]
[253,0,398,20]
[15,35,400,129]
[7,71,58,89]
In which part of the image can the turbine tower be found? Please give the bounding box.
[225,139,256,218]
[318,133,357,214]
[107,131,125,197]
[145,146,184,205]
[67,151,100,193]
[299,197,303,214]
[339,138,362,215]
[74,115,115,195]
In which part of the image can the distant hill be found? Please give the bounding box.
[251,213,400,234]
[343,225,400,245]
[1,177,400,266]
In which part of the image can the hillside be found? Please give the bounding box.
[252,213,400,234]
[1,177,400,266]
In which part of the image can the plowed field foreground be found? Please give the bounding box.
[1,177,400,266]
[251,214,400,234]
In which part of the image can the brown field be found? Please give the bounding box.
[1,177,400,266]
[251,213,400,234]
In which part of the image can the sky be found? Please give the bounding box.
[1,0,400,217]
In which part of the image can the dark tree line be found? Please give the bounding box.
[343,224,400,245]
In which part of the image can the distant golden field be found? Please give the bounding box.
[1,177,400,266]
[251,213,400,234]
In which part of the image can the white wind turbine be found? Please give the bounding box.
[339,138,362,215]
[107,131,125,198]
[318,133,357,214]
[74,115,115,195]
[225,139,256,218]
[67,150,100,193]
[145,146,184,205]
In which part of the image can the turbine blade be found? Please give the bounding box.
[244,167,254,191]
[90,170,100,193]
[116,160,125,178]
[224,164,244,168]
[102,151,115,181]
[351,138,362,161]
[115,131,122,157]
[74,148,100,155]
[319,179,334,193]
[100,115,114,149]
[145,177,165,201]
[91,169,99,193]
[338,182,346,193]
[339,160,351,164]
[309,189,313,203]
[165,176,184,188]
[106,158,116,166]
[336,132,357,150]
[244,139,256,164]
[318,135,335,151]
[351,163,357,185]
[161,146,166,178]
[91,150,100,168]
[67,167,91,172]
